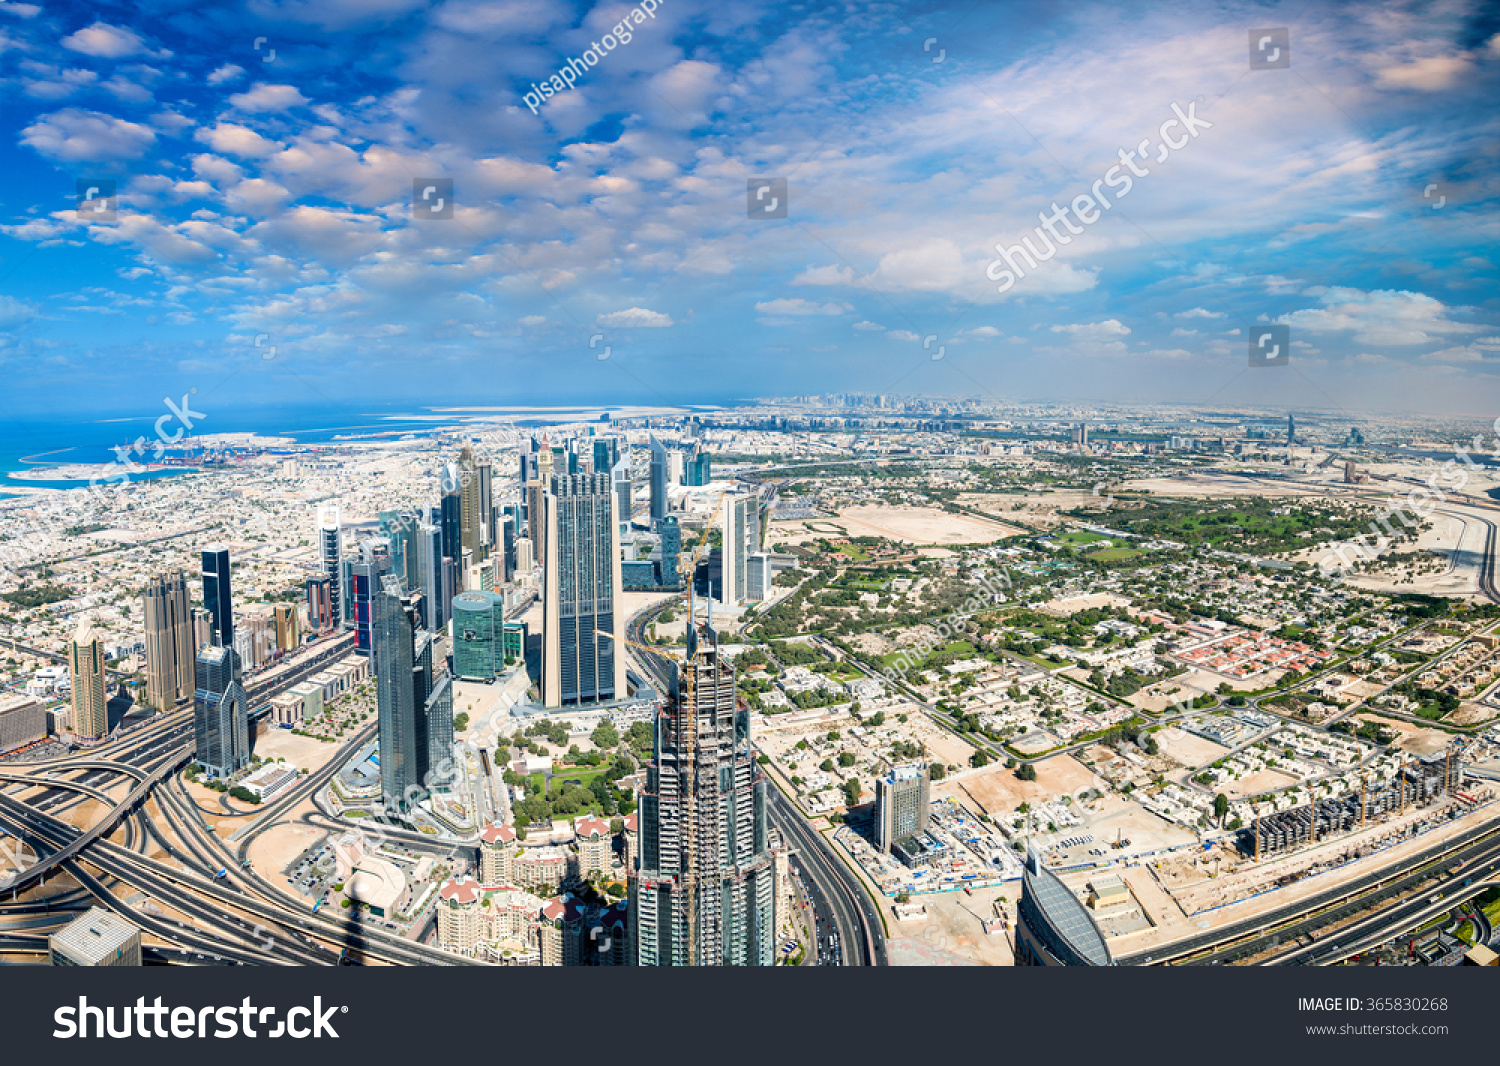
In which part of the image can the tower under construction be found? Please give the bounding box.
[630,616,776,966]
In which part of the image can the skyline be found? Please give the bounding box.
[0,1,1492,415]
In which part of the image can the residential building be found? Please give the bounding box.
[875,763,931,853]
[68,619,109,740]
[0,694,47,754]
[574,815,611,878]
[318,504,344,624]
[142,568,195,712]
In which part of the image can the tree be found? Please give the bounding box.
[895,891,911,905]
[1213,793,1230,826]
[591,720,620,749]
[453,712,470,731]
[842,777,861,807]
[837,752,856,768]
[1016,762,1037,782]
[819,759,835,773]
[970,750,990,768]
[928,762,946,781]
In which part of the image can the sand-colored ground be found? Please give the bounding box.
[1039,592,1133,616]
[1133,670,1218,712]
[943,755,1098,815]
[252,729,341,768]
[1220,768,1299,800]
[830,505,1022,545]
[888,886,1014,966]
[1449,701,1500,726]
[1351,712,1455,756]
[922,725,979,767]
[245,804,329,887]
[1153,726,1232,770]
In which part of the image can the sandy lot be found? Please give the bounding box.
[1351,713,1455,755]
[253,729,342,769]
[1221,768,1298,799]
[943,755,1098,815]
[831,505,1022,545]
[1153,726,1232,770]
[922,726,979,767]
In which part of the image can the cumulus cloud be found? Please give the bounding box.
[0,295,39,329]
[61,22,154,59]
[228,83,310,112]
[1051,319,1130,337]
[1375,54,1474,91]
[207,64,245,86]
[20,108,156,161]
[1174,307,1223,319]
[1280,288,1481,346]
[851,320,884,331]
[196,122,280,158]
[597,307,673,328]
[752,298,850,316]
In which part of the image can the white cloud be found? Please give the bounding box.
[1170,328,1198,337]
[228,83,310,112]
[518,315,545,326]
[61,22,153,59]
[1051,319,1130,337]
[597,307,673,328]
[0,295,38,329]
[1174,307,1223,319]
[20,108,156,161]
[752,298,850,316]
[851,320,884,331]
[1375,54,1474,91]
[196,122,280,158]
[207,64,245,86]
[793,264,857,287]
[1280,288,1480,346]
[888,330,920,342]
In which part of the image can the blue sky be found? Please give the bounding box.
[0,0,1497,419]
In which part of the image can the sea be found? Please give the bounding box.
[0,401,683,494]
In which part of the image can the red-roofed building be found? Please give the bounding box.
[574,815,611,878]
[623,813,638,875]
[480,823,518,884]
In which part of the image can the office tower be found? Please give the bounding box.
[416,522,446,629]
[318,505,344,624]
[1071,423,1089,448]
[648,435,668,522]
[452,590,505,680]
[875,764,931,853]
[373,575,452,812]
[1015,848,1114,966]
[68,619,109,740]
[48,908,141,967]
[543,472,626,707]
[656,515,681,587]
[611,450,632,532]
[349,540,393,655]
[686,446,711,487]
[306,573,335,631]
[592,438,616,477]
[193,643,249,778]
[500,513,517,582]
[200,546,234,648]
[538,438,555,480]
[721,493,759,607]
[455,444,487,564]
[1286,413,1296,446]
[668,449,685,485]
[141,569,195,712]
[526,480,546,549]
[191,607,211,650]
[520,445,539,486]
[745,552,770,603]
[516,537,535,573]
[477,461,493,557]
[631,621,776,966]
[273,603,298,652]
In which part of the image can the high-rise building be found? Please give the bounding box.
[68,620,109,740]
[592,437,617,477]
[141,569,195,712]
[611,451,632,533]
[349,540,392,656]
[1015,848,1114,966]
[875,764,931,853]
[656,515,681,588]
[306,573,335,631]
[440,467,463,568]
[525,480,546,550]
[1286,413,1296,446]
[745,552,771,604]
[200,546,234,649]
[272,603,299,652]
[452,590,505,680]
[631,621,776,966]
[477,460,494,561]
[686,446,711,487]
[456,445,487,565]
[648,435,668,523]
[193,643,249,779]
[543,472,626,707]
[373,574,452,812]
[721,493,759,607]
[498,513,517,584]
[415,522,447,629]
[317,505,344,624]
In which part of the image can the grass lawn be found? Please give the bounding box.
[1057,531,1112,545]
[1087,547,1143,561]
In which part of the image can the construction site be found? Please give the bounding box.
[1240,746,1468,859]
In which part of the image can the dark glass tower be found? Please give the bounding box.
[631,621,776,965]
[656,515,681,587]
[648,434,668,523]
[373,575,453,814]
[543,472,624,707]
[200,546,233,648]
[350,542,392,656]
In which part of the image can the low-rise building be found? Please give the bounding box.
[48,907,141,966]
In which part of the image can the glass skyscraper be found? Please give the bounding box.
[192,643,249,779]
[200,546,234,648]
[372,575,452,813]
[451,589,505,680]
[648,434,668,523]
[631,622,776,966]
[543,472,625,707]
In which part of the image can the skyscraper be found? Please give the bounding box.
[68,619,109,740]
[648,435,668,523]
[611,450,632,533]
[454,444,487,565]
[875,764,931,853]
[477,460,493,561]
[1286,413,1296,446]
[656,515,681,588]
[306,573,335,631]
[720,493,759,607]
[686,446,711,487]
[193,546,248,778]
[543,472,626,707]
[317,505,344,624]
[200,546,234,649]
[142,569,195,712]
[193,642,249,779]
[373,574,453,812]
[349,540,393,655]
[415,522,447,629]
[631,621,776,966]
